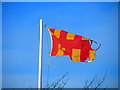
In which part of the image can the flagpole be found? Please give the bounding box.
[38,19,43,90]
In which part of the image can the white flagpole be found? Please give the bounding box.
[38,19,43,89]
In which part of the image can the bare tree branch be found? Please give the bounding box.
[46,72,69,89]
[95,71,107,89]
[84,69,107,89]
[86,75,97,88]
[84,80,88,88]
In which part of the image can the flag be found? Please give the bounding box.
[46,27,101,63]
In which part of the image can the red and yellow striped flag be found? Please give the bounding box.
[47,27,100,63]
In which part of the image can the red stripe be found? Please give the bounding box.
[74,35,82,40]
[80,41,92,62]
[51,36,59,56]
[60,30,68,39]
[49,29,55,34]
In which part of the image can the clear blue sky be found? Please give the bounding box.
[2,2,118,88]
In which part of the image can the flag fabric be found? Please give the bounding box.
[46,27,100,63]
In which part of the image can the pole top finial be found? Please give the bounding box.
[40,19,43,21]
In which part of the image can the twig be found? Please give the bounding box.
[95,70,107,89]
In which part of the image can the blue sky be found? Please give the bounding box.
[2,2,118,88]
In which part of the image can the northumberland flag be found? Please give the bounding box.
[46,27,101,63]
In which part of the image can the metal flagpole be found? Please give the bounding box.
[38,19,43,90]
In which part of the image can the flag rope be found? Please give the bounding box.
[90,40,101,51]
[44,24,51,88]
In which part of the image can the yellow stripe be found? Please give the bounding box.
[54,29,61,38]
[56,44,65,55]
[88,50,96,62]
[49,31,53,35]
[47,28,54,35]
[66,33,75,40]
[72,49,81,61]
[82,37,90,40]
